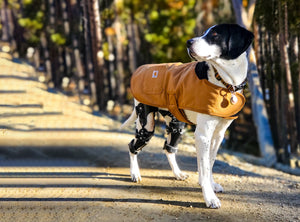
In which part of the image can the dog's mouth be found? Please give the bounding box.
[187,48,197,61]
[188,49,215,61]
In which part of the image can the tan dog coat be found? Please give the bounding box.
[130,62,245,124]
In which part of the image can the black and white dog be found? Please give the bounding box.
[121,24,254,208]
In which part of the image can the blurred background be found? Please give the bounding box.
[0,0,299,170]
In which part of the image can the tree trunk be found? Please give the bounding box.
[195,0,214,32]
[278,2,298,156]
[86,0,106,110]
[0,0,10,42]
[60,0,72,79]
[114,11,126,105]
[82,0,97,106]
[47,0,60,87]
[68,0,85,95]
[12,0,26,57]
[106,33,116,100]
[40,31,52,82]
[231,0,276,166]
[297,36,300,152]
[127,7,137,73]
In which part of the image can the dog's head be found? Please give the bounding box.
[187,24,254,61]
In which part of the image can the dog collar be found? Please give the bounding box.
[212,66,247,92]
[212,66,247,104]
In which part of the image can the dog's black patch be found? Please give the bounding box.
[203,24,254,60]
[195,62,209,80]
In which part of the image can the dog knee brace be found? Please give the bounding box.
[129,103,157,154]
[160,111,186,153]
[129,128,154,154]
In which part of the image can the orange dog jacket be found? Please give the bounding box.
[130,62,245,124]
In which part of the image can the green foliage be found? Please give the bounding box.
[18,18,43,30]
[23,0,33,5]
[0,0,20,9]
[123,0,197,63]
[13,0,69,46]
[102,42,110,60]
[16,0,45,45]
[50,33,66,45]
[285,0,300,34]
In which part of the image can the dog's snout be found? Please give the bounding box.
[186,39,194,48]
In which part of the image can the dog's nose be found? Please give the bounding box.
[186,39,194,48]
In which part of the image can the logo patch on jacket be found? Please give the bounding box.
[152,70,158,78]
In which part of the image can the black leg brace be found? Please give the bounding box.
[129,103,158,154]
[159,110,186,153]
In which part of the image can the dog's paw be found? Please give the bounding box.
[174,171,189,181]
[203,186,221,209]
[206,197,221,209]
[131,172,142,183]
[213,182,224,193]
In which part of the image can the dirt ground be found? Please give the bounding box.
[0,52,299,222]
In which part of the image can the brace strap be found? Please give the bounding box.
[135,128,154,142]
[129,139,145,154]
[166,121,186,134]
[135,103,158,127]
[163,141,178,153]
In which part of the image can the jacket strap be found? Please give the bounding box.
[168,94,194,125]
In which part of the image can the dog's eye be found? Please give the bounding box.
[211,32,218,37]
[211,32,219,39]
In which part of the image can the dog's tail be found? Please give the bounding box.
[120,108,137,129]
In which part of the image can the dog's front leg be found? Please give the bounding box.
[209,119,233,193]
[195,114,221,208]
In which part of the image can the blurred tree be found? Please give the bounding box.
[87,0,107,110]
[67,0,85,95]
[0,0,12,42]
[255,0,300,163]
[195,0,234,32]
[113,0,126,105]
[230,0,276,165]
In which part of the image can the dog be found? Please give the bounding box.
[121,24,254,208]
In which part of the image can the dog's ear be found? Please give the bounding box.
[226,25,254,59]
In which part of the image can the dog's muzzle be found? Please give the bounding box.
[187,39,197,61]
[187,48,197,61]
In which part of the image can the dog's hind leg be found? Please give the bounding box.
[159,110,188,180]
[128,102,157,182]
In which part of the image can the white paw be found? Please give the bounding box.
[206,196,221,209]
[131,171,142,183]
[203,185,222,209]
[129,152,142,183]
[174,171,189,181]
[213,182,224,193]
